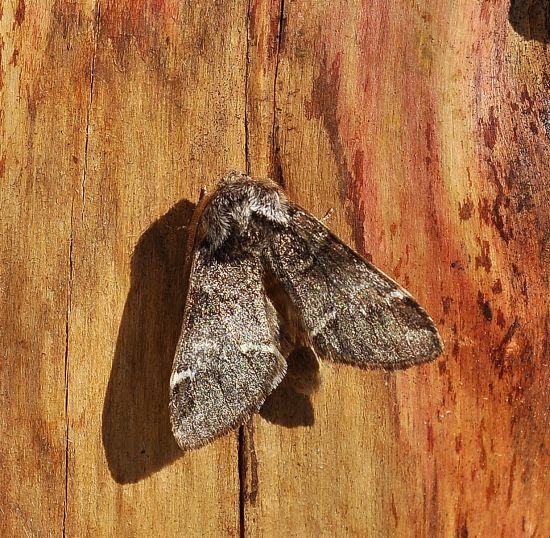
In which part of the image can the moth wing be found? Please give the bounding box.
[170,249,286,450]
[264,205,443,369]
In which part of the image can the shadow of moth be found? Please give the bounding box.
[170,171,443,450]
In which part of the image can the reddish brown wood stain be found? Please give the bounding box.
[102,0,179,37]
[257,0,548,536]
[14,0,25,27]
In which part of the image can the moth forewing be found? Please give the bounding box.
[263,203,443,369]
[169,173,289,450]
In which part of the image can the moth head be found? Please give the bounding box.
[197,171,290,254]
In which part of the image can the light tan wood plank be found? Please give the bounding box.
[0,1,96,536]
[65,1,247,535]
[3,1,549,536]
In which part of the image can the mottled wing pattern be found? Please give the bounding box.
[264,205,443,369]
[169,248,287,450]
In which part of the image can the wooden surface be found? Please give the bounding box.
[1,1,549,536]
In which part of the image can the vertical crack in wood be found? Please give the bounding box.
[245,421,259,503]
[238,426,246,538]
[240,1,286,533]
[62,201,75,538]
[239,2,253,534]
[238,422,259,538]
[81,1,101,222]
[244,0,252,175]
[271,0,285,186]
[63,4,102,536]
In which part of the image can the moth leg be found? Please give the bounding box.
[321,207,334,223]
[199,185,208,201]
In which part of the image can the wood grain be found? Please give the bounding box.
[1,0,549,536]
[0,2,95,535]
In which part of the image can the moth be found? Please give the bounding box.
[170,171,443,450]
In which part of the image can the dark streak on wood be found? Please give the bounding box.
[14,0,25,27]
[310,52,368,254]
[477,291,493,322]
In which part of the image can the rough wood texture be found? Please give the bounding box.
[2,0,549,536]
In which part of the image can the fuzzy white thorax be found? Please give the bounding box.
[200,174,290,251]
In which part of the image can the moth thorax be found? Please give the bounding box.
[200,189,287,255]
